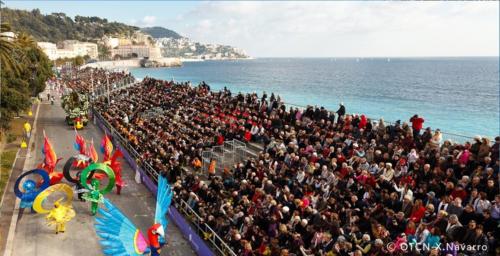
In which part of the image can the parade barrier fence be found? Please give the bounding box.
[93,110,219,256]
[177,199,238,256]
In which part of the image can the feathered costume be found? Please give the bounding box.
[94,174,173,255]
[38,132,63,185]
[101,134,124,194]
[33,183,76,234]
[64,132,105,185]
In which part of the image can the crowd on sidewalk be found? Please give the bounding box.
[61,67,135,94]
[94,77,499,256]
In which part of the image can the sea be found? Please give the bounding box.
[129,57,499,141]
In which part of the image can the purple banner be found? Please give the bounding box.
[93,113,215,256]
[168,207,216,256]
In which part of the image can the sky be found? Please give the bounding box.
[5,1,499,57]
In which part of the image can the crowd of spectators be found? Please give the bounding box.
[94,77,499,256]
[63,67,135,94]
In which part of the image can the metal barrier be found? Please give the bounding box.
[177,199,237,256]
[201,140,247,174]
[92,110,160,182]
[233,139,247,163]
[202,150,223,174]
[94,109,236,255]
[92,76,136,99]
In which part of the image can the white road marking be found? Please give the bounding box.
[3,102,40,256]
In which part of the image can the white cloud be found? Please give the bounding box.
[173,2,498,57]
[142,15,157,26]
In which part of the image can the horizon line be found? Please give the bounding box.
[251,56,499,58]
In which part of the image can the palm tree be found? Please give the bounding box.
[16,32,36,48]
[98,44,111,60]
[0,22,21,75]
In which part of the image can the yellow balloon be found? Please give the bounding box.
[28,111,33,117]
[33,184,73,214]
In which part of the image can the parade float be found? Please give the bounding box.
[61,91,89,129]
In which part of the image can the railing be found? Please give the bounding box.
[92,76,136,100]
[93,108,237,256]
[176,199,237,256]
[92,110,160,182]
[201,139,247,174]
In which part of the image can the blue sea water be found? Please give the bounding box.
[129,57,499,139]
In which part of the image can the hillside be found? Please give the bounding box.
[1,8,139,42]
[141,26,182,39]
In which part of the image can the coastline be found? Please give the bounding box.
[181,57,254,62]
[82,57,182,69]
[82,57,254,68]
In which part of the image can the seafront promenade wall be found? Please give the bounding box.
[92,110,216,256]
[82,57,181,68]
[83,59,141,68]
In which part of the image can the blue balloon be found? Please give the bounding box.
[22,179,36,191]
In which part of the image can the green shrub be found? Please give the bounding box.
[6,133,17,143]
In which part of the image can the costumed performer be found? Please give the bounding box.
[80,163,115,215]
[14,169,51,212]
[93,173,173,255]
[33,183,76,234]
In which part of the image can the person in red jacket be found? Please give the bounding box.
[410,114,425,138]
[409,199,426,223]
[358,114,367,129]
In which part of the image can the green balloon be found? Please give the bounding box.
[80,163,116,194]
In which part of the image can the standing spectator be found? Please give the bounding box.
[410,114,425,138]
[336,103,345,123]
[490,136,500,163]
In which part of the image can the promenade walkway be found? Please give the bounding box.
[1,89,195,256]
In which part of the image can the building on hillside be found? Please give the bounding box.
[37,42,58,60]
[118,38,132,46]
[0,31,15,41]
[37,40,98,60]
[102,36,120,49]
[132,32,150,45]
[111,45,162,59]
[61,40,98,59]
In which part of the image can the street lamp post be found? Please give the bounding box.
[106,72,110,105]
[90,70,94,99]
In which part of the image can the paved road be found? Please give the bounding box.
[7,93,195,256]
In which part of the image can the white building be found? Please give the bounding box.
[111,45,162,59]
[0,31,15,41]
[38,40,98,60]
[37,42,58,60]
[102,36,120,49]
[61,40,98,59]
